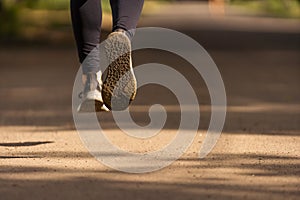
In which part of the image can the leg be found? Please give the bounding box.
[110,0,144,39]
[102,0,144,110]
[71,0,109,112]
[70,0,102,73]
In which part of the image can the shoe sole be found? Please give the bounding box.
[102,32,137,111]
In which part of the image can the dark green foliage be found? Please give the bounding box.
[0,2,20,38]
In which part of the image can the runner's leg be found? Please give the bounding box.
[70,0,102,74]
[101,0,144,110]
[110,0,144,39]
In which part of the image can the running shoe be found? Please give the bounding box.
[77,71,109,112]
[102,30,137,111]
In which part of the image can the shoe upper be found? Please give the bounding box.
[83,73,101,95]
[78,72,103,102]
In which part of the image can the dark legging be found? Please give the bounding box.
[71,0,144,64]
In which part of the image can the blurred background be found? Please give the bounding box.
[0,1,299,199]
[0,0,299,131]
[0,0,299,44]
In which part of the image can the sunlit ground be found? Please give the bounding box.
[0,0,299,199]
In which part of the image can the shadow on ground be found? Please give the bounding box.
[0,152,299,199]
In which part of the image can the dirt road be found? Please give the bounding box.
[0,6,299,200]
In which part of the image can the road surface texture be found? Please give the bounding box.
[0,2,299,200]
